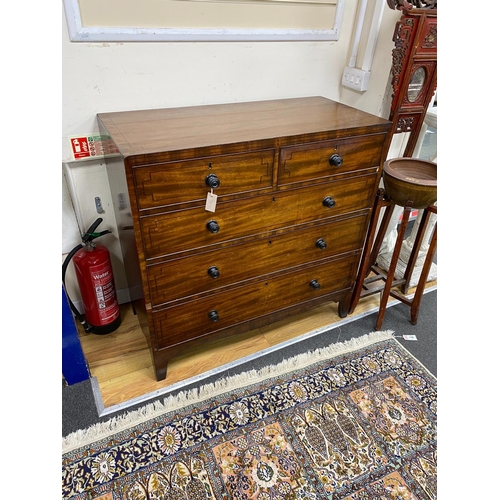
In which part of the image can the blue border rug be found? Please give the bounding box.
[62,331,437,499]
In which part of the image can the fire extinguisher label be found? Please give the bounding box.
[69,135,119,160]
[89,261,120,324]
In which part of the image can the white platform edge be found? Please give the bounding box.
[92,284,437,417]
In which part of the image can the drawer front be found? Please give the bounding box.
[147,214,368,307]
[278,134,386,188]
[134,150,274,210]
[140,174,377,259]
[152,253,358,349]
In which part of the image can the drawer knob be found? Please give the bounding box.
[206,220,220,233]
[323,196,336,209]
[309,279,321,290]
[329,153,343,167]
[205,174,220,189]
[208,310,219,322]
[315,238,327,250]
[207,266,220,279]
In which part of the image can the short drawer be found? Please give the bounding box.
[133,149,274,210]
[152,253,358,350]
[278,133,386,188]
[140,174,377,259]
[147,213,369,306]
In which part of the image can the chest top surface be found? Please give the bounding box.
[97,97,391,158]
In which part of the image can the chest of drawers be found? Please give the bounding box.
[97,97,391,381]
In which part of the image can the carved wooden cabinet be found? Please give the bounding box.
[98,97,391,380]
[388,4,437,157]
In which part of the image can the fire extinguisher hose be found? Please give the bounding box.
[62,218,112,333]
[62,243,88,328]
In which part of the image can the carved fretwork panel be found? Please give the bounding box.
[417,18,437,54]
[395,113,420,133]
[390,17,417,111]
[387,0,437,10]
[387,8,437,158]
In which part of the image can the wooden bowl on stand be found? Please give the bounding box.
[382,158,437,208]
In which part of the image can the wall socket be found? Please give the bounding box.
[342,67,371,92]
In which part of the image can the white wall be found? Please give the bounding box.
[62,2,401,303]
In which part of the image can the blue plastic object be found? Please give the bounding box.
[62,286,90,385]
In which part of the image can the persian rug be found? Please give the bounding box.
[62,331,437,499]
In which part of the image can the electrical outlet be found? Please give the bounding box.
[342,67,371,92]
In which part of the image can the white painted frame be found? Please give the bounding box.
[63,0,345,42]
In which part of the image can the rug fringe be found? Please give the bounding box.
[62,330,394,454]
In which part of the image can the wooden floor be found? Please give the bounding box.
[77,278,436,412]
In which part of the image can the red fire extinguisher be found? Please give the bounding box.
[62,218,121,335]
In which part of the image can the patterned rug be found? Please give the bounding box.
[62,331,437,499]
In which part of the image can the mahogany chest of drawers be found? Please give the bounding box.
[97,97,391,381]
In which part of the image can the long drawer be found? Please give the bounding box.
[147,213,369,307]
[152,253,359,350]
[278,133,386,188]
[133,149,275,210]
[140,174,377,259]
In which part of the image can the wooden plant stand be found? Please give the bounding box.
[348,188,437,330]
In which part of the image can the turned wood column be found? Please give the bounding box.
[376,205,437,289]
[399,203,437,266]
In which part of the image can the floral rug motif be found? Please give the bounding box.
[62,332,437,499]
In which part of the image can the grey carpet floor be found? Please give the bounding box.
[62,288,437,438]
